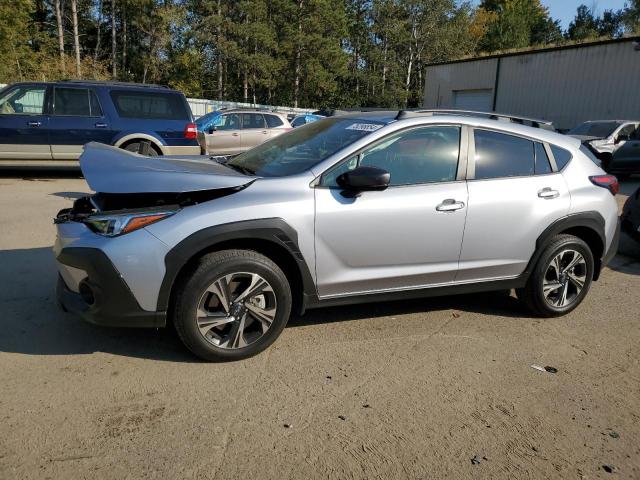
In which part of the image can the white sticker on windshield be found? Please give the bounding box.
[346,123,383,132]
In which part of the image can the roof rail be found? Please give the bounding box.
[395,109,555,131]
[59,79,168,89]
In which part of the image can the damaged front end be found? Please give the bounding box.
[55,142,255,236]
[55,186,248,237]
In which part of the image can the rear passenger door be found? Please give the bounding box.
[457,129,570,282]
[49,86,110,159]
[240,113,270,151]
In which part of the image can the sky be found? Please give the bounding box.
[465,1,629,29]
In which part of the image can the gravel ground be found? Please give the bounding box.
[0,172,639,480]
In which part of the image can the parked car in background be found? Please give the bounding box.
[55,110,619,361]
[0,80,199,160]
[607,126,640,178]
[622,187,640,242]
[290,114,324,128]
[568,120,639,167]
[197,109,291,156]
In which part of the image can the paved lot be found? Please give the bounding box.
[0,172,639,480]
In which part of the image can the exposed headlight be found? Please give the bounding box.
[84,211,176,237]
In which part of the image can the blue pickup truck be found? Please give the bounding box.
[0,80,200,160]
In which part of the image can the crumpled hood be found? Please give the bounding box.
[79,142,254,193]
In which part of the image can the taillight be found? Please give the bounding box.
[184,123,197,139]
[589,175,619,195]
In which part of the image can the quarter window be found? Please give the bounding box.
[550,145,572,170]
[110,90,190,120]
[534,142,552,175]
[0,86,46,115]
[265,114,284,128]
[474,130,534,179]
[54,88,102,116]
[322,126,461,187]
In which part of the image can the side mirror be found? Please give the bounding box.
[336,166,390,192]
[208,125,217,134]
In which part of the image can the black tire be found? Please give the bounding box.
[172,249,292,361]
[516,234,594,317]
[123,141,159,156]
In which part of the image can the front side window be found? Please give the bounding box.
[242,113,266,129]
[474,129,534,180]
[322,126,461,187]
[54,88,102,116]
[617,124,636,140]
[110,90,190,120]
[216,113,241,130]
[291,116,305,128]
[0,86,46,115]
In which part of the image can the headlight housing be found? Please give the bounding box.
[84,211,176,237]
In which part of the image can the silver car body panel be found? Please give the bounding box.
[80,142,252,193]
[56,113,618,313]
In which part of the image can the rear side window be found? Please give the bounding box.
[110,90,190,120]
[265,114,284,128]
[474,130,534,179]
[242,113,266,129]
[54,88,102,116]
[550,145,572,170]
[534,142,552,174]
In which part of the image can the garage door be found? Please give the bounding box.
[453,89,493,111]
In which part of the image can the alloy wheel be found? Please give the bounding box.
[196,272,277,349]
[542,249,587,308]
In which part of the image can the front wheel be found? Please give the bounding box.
[517,234,594,317]
[172,249,292,361]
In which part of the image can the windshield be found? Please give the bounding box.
[568,121,621,138]
[226,117,385,176]
[195,111,221,131]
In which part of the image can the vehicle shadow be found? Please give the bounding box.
[289,290,528,328]
[2,246,636,361]
[0,246,195,362]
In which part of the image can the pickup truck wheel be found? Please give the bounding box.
[172,249,292,361]
[516,234,594,317]
[123,141,159,156]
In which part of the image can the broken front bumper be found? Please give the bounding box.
[56,247,166,328]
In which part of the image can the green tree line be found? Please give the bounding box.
[1,0,639,108]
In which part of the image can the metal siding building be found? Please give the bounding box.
[423,38,640,130]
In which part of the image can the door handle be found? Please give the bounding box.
[262,130,268,134]
[27,121,41,127]
[436,199,465,212]
[232,132,240,137]
[538,187,559,199]
[95,123,108,128]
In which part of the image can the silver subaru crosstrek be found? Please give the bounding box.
[54,110,620,361]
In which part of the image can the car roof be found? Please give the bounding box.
[331,110,580,150]
[7,80,179,92]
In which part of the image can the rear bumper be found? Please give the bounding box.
[56,247,166,328]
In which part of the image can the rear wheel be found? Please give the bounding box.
[172,249,292,361]
[517,234,594,317]
[123,141,159,156]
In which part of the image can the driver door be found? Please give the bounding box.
[314,125,469,298]
[204,113,242,155]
